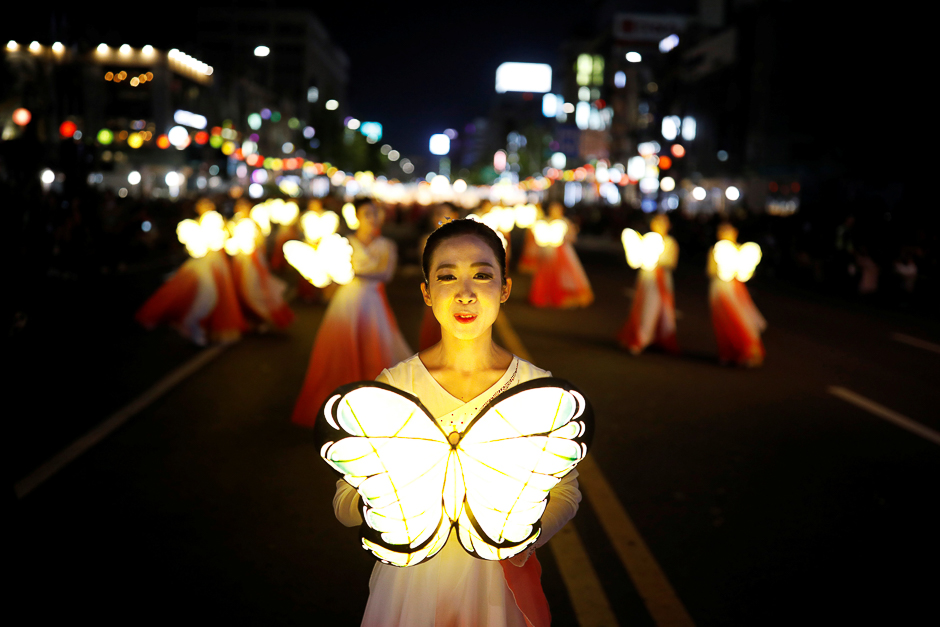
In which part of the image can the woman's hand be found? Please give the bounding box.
[505,544,536,567]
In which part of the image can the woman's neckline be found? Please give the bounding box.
[415,354,518,405]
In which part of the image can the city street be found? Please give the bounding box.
[12,243,939,626]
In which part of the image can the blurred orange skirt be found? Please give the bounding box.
[618,267,679,354]
[291,279,412,427]
[710,278,766,365]
[528,243,593,308]
[232,250,294,329]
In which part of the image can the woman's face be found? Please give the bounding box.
[421,234,511,341]
[357,203,382,234]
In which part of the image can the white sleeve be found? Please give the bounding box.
[333,479,364,527]
[534,468,581,548]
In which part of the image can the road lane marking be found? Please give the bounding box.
[15,341,235,499]
[549,524,621,627]
[828,386,940,447]
[577,456,695,627]
[891,332,940,355]
[496,311,695,627]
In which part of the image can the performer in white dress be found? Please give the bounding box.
[291,200,411,427]
[618,213,680,355]
[333,219,581,627]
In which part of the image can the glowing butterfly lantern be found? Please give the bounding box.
[621,229,665,271]
[481,206,515,233]
[283,232,355,288]
[342,202,360,229]
[318,378,594,567]
[515,203,538,229]
[224,218,259,256]
[301,210,340,243]
[250,203,272,236]
[270,200,300,225]
[177,211,228,258]
[533,219,568,248]
[713,240,762,282]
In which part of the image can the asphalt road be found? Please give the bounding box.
[11,241,939,626]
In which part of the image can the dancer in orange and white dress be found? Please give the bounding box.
[708,223,766,367]
[528,202,594,308]
[617,214,680,355]
[226,216,294,330]
[332,218,581,627]
[291,199,412,427]
[136,209,247,344]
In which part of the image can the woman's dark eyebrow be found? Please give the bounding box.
[434,262,495,271]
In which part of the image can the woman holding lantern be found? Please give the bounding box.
[330,218,582,626]
[527,202,594,308]
[290,198,411,427]
[618,213,680,355]
[708,222,766,367]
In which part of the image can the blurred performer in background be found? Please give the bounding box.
[618,213,680,355]
[708,223,766,367]
[135,203,247,345]
[227,215,294,331]
[516,203,544,275]
[291,198,412,427]
[418,203,461,350]
[528,202,594,308]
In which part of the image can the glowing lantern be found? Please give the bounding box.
[514,204,538,229]
[533,219,568,248]
[59,121,77,139]
[318,377,593,566]
[156,134,170,149]
[12,108,31,126]
[250,203,272,236]
[127,133,144,149]
[97,129,114,145]
[270,199,300,225]
[301,210,340,242]
[621,229,665,271]
[284,233,355,288]
[713,240,762,282]
[223,218,259,255]
[194,131,209,145]
[176,211,228,258]
[342,202,360,229]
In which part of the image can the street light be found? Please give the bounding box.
[429,134,450,156]
[254,46,270,57]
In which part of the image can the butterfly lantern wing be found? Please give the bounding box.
[621,228,643,269]
[713,240,739,282]
[317,382,454,567]
[735,242,762,282]
[454,378,594,561]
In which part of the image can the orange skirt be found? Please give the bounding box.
[618,267,678,354]
[232,250,294,329]
[291,279,412,427]
[135,256,218,345]
[710,278,766,365]
[528,243,594,309]
[206,250,249,341]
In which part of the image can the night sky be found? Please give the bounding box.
[11,1,915,171]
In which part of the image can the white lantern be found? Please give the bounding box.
[319,378,593,566]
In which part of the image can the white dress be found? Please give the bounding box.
[291,235,412,426]
[333,354,582,627]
